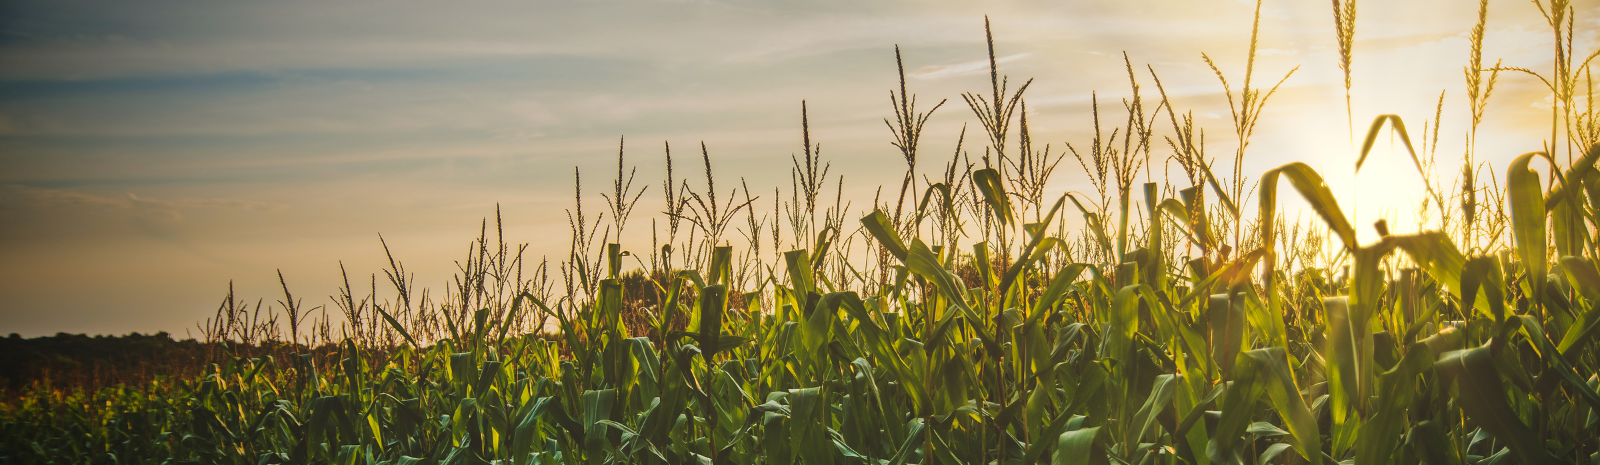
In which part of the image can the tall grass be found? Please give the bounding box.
[4,3,1600,465]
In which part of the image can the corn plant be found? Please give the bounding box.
[5,6,1600,465]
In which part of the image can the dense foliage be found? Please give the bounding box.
[0,332,198,394]
[5,2,1600,464]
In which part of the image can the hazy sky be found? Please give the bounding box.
[1,0,1591,337]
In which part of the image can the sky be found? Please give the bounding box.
[0,0,1593,337]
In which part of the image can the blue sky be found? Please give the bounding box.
[0,0,1590,337]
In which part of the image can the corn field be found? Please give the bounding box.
[4,2,1600,464]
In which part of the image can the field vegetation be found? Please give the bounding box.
[4,1,1600,464]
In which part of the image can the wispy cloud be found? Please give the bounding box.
[1,184,286,219]
[909,53,1029,80]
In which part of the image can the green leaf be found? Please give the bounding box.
[1357,115,1442,212]
[1259,443,1294,465]
[1507,152,1550,314]
[1131,374,1179,443]
[787,387,834,465]
[1558,256,1600,353]
[1405,420,1463,465]
[1027,264,1089,327]
[1259,162,1357,253]
[512,398,556,465]
[785,249,816,300]
[973,168,1014,227]
[1383,232,1486,313]
[861,210,910,262]
[1355,343,1433,465]
[1244,349,1319,463]
[1105,284,1144,367]
[708,245,733,285]
[996,195,1066,304]
[887,419,927,465]
[1436,346,1558,465]
[1542,142,1600,213]
[1024,362,1108,464]
[1177,186,1216,251]
[1208,294,1244,376]
[903,238,998,353]
[1246,422,1289,436]
[1514,315,1600,413]
[699,284,727,363]
[1052,426,1101,465]
[1322,296,1362,455]
[798,290,835,368]
[375,306,420,349]
[1191,148,1241,217]
[1067,193,1115,258]
[1211,348,1318,464]
[914,182,957,228]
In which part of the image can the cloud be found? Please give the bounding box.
[133,193,288,213]
[909,53,1029,80]
[0,185,290,253]
[0,184,128,210]
[1,184,286,221]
